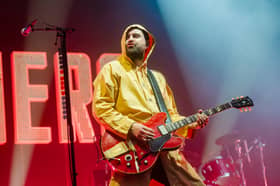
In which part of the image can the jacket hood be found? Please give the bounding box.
[120,24,155,66]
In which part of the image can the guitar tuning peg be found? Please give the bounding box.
[240,108,243,112]
[244,108,248,112]
[248,107,252,111]
[240,96,244,98]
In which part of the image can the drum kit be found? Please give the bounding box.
[200,134,268,186]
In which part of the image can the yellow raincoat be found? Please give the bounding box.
[93,24,204,186]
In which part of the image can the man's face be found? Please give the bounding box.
[125,28,147,61]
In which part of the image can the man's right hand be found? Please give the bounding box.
[129,123,154,142]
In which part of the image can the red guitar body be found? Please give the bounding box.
[101,112,184,174]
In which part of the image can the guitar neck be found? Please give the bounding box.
[165,102,232,133]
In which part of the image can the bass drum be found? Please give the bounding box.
[200,156,240,186]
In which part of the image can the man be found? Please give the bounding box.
[93,24,208,186]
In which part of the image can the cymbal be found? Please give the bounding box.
[216,133,242,145]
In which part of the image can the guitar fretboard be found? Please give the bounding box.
[165,102,232,133]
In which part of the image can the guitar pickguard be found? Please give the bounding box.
[148,134,171,152]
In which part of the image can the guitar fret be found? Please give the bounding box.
[176,121,181,129]
[173,122,178,130]
[178,120,183,128]
[204,110,210,116]
[213,108,218,114]
[169,120,187,133]
[174,122,178,128]
[208,109,213,115]
[226,103,231,109]
[169,125,173,132]
[174,123,178,129]
[170,124,175,131]
[216,106,222,112]
[166,125,171,132]
[181,120,185,127]
[223,104,228,110]
[191,115,197,123]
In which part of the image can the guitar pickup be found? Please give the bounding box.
[158,125,168,135]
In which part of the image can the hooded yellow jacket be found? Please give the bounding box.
[92,24,193,139]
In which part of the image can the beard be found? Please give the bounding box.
[126,46,145,62]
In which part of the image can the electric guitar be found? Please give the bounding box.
[101,96,254,174]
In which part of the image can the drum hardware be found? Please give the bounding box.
[254,137,268,186]
[243,139,251,164]
[201,134,268,186]
[236,137,268,186]
[235,139,246,186]
[215,133,241,146]
[200,156,240,186]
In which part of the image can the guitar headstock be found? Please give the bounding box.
[231,96,254,112]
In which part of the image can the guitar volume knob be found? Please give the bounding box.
[126,162,131,167]
[125,154,132,161]
[144,160,148,165]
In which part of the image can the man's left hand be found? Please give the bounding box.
[189,109,209,129]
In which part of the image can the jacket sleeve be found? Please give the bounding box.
[92,63,135,139]
[155,72,195,138]
[165,84,196,138]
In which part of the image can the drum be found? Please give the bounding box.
[201,156,240,186]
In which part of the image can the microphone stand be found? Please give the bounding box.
[256,138,268,186]
[32,26,77,186]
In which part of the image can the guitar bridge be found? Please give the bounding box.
[158,125,168,135]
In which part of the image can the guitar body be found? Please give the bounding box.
[101,112,184,174]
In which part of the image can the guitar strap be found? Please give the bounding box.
[147,68,173,184]
[147,69,172,124]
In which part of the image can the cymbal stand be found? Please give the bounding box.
[235,140,247,186]
[255,138,268,186]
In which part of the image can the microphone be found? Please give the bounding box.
[21,19,37,37]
